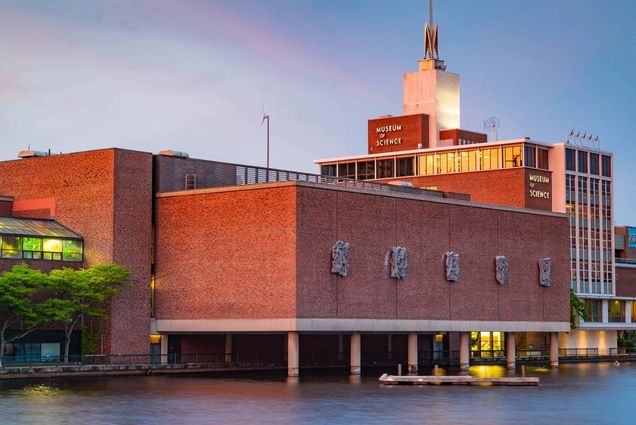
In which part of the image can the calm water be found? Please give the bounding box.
[0,363,634,424]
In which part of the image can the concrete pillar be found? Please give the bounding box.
[407,332,418,375]
[287,331,299,377]
[160,335,168,365]
[337,334,344,361]
[506,332,516,370]
[550,332,559,368]
[387,334,393,360]
[602,299,609,323]
[626,301,632,324]
[224,334,232,362]
[459,332,470,371]
[350,332,361,375]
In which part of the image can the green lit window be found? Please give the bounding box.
[1,236,22,259]
[62,240,83,262]
[22,237,43,260]
[43,238,62,261]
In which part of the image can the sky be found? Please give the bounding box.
[0,0,635,223]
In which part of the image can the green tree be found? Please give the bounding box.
[39,264,131,363]
[570,288,587,329]
[0,265,49,367]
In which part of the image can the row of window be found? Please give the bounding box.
[565,148,611,177]
[0,235,83,262]
[321,144,549,180]
[584,300,636,323]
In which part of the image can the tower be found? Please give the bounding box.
[403,1,460,148]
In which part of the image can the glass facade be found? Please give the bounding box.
[0,235,83,262]
[565,147,614,296]
[320,142,548,180]
[585,299,603,322]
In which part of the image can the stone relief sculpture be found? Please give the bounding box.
[390,246,408,279]
[445,252,460,282]
[331,241,350,277]
[495,256,508,285]
[539,258,552,287]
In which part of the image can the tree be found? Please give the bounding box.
[0,265,49,368]
[39,264,131,363]
[570,288,587,329]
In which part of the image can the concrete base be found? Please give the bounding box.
[459,332,470,371]
[287,331,299,377]
[350,332,361,375]
[550,332,559,369]
[506,332,516,370]
[407,332,418,375]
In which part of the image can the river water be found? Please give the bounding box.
[0,363,633,424]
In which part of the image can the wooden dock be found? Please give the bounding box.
[379,373,539,386]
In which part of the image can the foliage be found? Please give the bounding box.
[39,264,131,362]
[570,289,587,329]
[0,265,49,366]
[80,322,103,355]
[618,331,636,348]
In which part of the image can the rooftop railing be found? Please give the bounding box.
[616,258,636,265]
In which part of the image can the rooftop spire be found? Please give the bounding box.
[424,0,439,60]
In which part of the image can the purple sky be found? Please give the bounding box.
[1,0,634,223]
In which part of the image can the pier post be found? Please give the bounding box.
[550,332,559,368]
[407,332,418,375]
[224,334,232,362]
[459,332,470,371]
[338,334,344,361]
[288,331,299,377]
[506,332,516,370]
[160,335,168,365]
[350,332,361,375]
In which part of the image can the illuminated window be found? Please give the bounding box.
[609,300,625,323]
[62,240,83,262]
[356,161,375,180]
[22,237,42,260]
[1,236,22,259]
[479,148,500,170]
[43,238,62,261]
[503,145,522,168]
[446,152,456,173]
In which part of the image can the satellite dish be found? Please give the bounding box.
[483,117,500,142]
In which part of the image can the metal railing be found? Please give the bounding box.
[616,258,636,265]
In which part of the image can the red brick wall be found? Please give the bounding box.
[0,149,153,355]
[524,169,553,211]
[380,168,553,211]
[368,114,429,154]
[616,266,636,298]
[154,186,298,320]
[439,129,487,145]
[295,185,570,323]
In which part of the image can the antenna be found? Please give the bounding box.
[261,108,270,175]
[429,0,433,27]
[565,129,600,150]
[483,117,500,142]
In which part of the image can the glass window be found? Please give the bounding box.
[566,148,575,171]
[609,300,625,323]
[22,237,42,260]
[337,162,356,179]
[356,161,375,180]
[446,152,456,173]
[320,164,336,177]
[537,149,549,170]
[524,145,536,168]
[503,145,522,168]
[43,238,62,261]
[396,157,414,177]
[585,299,602,322]
[602,155,611,177]
[480,148,500,170]
[1,235,21,259]
[62,240,83,262]
[589,153,599,175]
[376,159,394,179]
[578,150,588,173]
[632,302,636,323]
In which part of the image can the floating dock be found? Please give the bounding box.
[379,373,539,386]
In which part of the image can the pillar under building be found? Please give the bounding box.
[506,332,516,370]
[160,335,168,365]
[288,331,299,377]
[407,332,418,375]
[350,332,361,375]
[550,332,559,368]
[459,332,470,371]
[224,334,232,362]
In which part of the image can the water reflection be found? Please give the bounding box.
[0,364,634,424]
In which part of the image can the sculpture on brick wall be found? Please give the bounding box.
[495,256,508,285]
[539,258,552,287]
[445,252,460,282]
[390,246,408,279]
[331,241,350,277]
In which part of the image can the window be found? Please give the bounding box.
[1,236,21,259]
[356,161,375,180]
[578,150,588,173]
[566,148,575,171]
[376,159,394,179]
[337,162,355,179]
[589,153,599,175]
[479,148,500,170]
[602,155,611,177]
[503,145,522,168]
[396,157,414,177]
[321,164,336,177]
[0,235,83,262]
[524,145,536,168]
[537,149,549,170]
[417,154,434,175]
[609,300,625,323]
[585,299,602,322]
